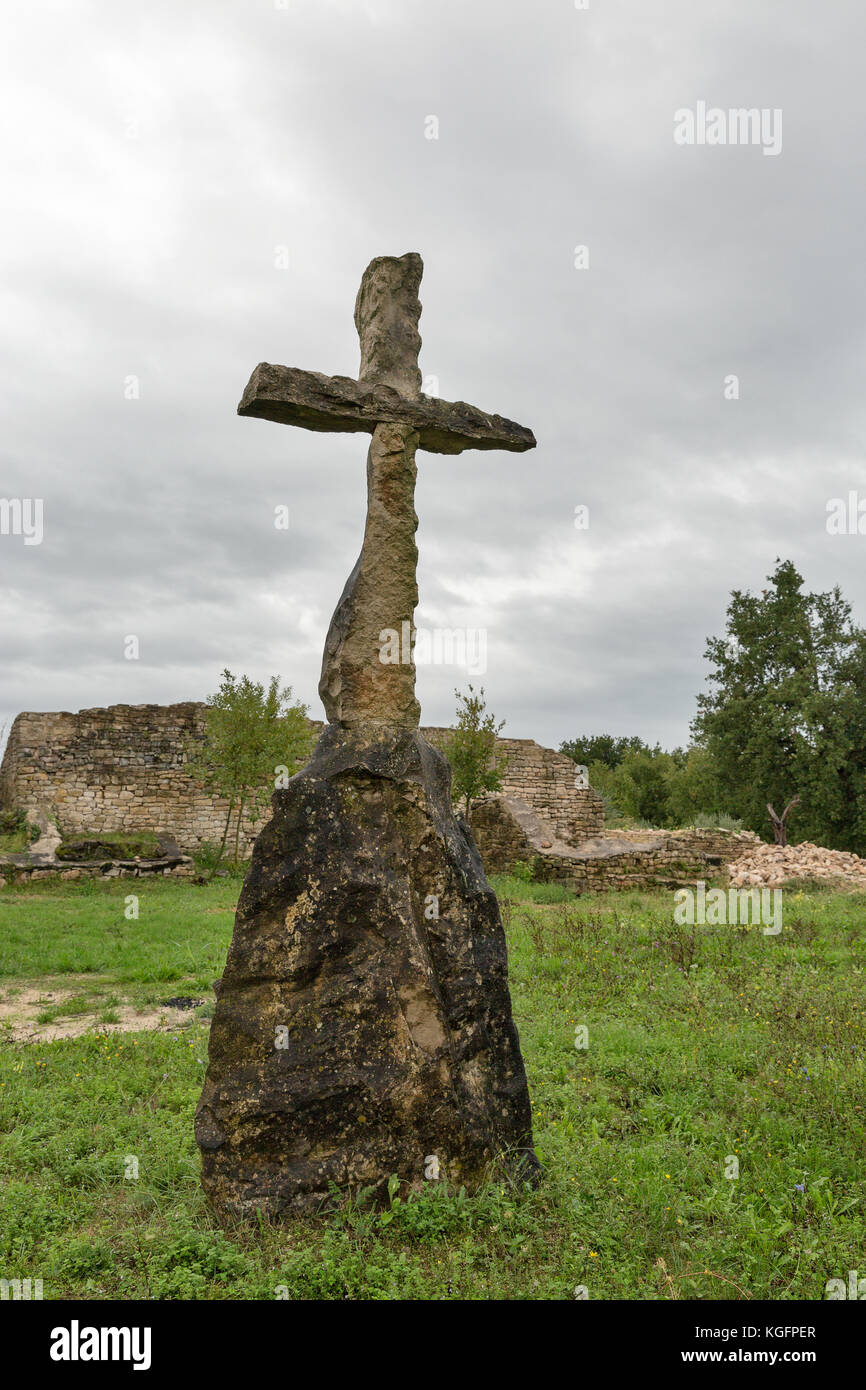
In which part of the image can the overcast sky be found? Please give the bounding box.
[2,0,866,756]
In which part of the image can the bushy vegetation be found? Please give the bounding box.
[185,670,312,873]
[0,809,38,854]
[440,685,507,816]
[562,560,866,851]
[55,832,162,862]
[559,737,723,832]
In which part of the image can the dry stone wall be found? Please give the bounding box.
[545,829,762,892]
[469,796,760,890]
[0,704,234,847]
[420,730,605,842]
[0,705,604,856]
[493,737,606,842]
[1,701,745,891]
[0,857,196,890]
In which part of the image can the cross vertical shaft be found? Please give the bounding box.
[319,254,424,727]
[319,420,420,726]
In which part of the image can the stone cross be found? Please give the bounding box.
[238,252,536,728]
[197,255,541,1216]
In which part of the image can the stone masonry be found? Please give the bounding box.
[424,730,606,845]
[0,704,231,847]
[0,701,750,890]
[469,796,759,891]
[0,704,603,855]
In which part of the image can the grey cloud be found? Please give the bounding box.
[2,0,865,759]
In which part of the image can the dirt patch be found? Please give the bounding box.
[0,984,210,1044]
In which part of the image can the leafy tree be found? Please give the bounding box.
[442,685,507,817]
[664,746,726,826]
[187,670,312,872]
[692,559,866,850]
[610,749,679,825]
[562,737,692,826]
[559,734,652,769]
[582,760,623,823]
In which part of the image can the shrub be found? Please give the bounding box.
[692,812,744,832]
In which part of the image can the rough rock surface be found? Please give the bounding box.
[318,421,421,728]
[354,251,423,399]
[27,810,62,858]
[195,724,540,1218]
[237,363,537,454]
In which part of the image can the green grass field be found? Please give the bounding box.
[0,873,863,1300]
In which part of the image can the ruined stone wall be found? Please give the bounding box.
[532,829,760,892]
[0,704,234,847]
[0,705,604,853]
[422,730,605,844]
[469,798,533,874]
[469,798,759,891]
[496,737,606,842]
[0,701,762,892]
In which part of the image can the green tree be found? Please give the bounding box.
[562,737,690,826]
[610,748,679,825]
[664,746,727,825]
[559,733,651,769]
[442,685,507,817]
[692,559,866,850]
[187,670,312,872]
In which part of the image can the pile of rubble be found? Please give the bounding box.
[728,839,866,889]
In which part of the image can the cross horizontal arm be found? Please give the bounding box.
[238,364,536,455]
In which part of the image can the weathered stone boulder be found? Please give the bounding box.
[195,724,539,1219]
